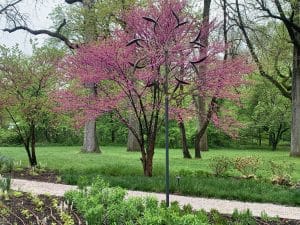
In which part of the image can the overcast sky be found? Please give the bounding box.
[0,0,218,55]
[0,0,64,54]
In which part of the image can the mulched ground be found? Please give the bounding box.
[0,191,84,225]
[9,167,61,183]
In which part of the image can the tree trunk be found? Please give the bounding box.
[30,123,37,166]
[269,132,278,151]
[144,154,153,177]
[272,141,277,151]
[194,0,211,158]
[258,128,262,146]
[291,6,300,156]
[194,130,202,158]
[194,96,208,158]
[127,114,141,152]
[268,133,272,146]
[142,142,155,177]
[110,113,115,143]
[82,120,100,153]
[198,97,208,152]
[81,0,101,153]
[24,143,34,167]
[178,121,192,158]
[141,135,155,177]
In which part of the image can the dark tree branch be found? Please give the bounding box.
[234,0,291,100]
[65,0,83,4]
[3,19,78,49]
[254,0,300,47]
[0,0,23,14]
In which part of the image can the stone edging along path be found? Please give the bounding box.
[11,179,300,220]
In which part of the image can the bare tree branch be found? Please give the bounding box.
[231,0,291,100]
[3,19,78,49]
[0,0,23,15]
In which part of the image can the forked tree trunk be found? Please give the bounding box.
[178,121,192,158]
[24,124,38,167]
[127,114,141,152]
[24,144,37,167]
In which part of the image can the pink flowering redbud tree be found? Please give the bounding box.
[57,0,252,176]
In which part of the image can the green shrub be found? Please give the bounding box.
[209,156,232,176]
[65,177,208,225]
[0,155,13,173]
[66,177,283,225]
[231,209,256,225]
[269,161,295,186]
[233,156,260,178]
[0,175,11,193]
[0,155,13,193]
[210,209,229,225]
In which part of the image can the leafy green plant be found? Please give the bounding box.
[231,209,256,225]
[0,207,10,217]
[269,161,295,186]
[12,191,23,198]
[233,156,260,178]
[209,156,232,176]
[0,175,11,193]
[60,211,75,225]
[210,209,229,225]
[21,209,33,219]
[65,177,210,225]
[0,155,13,195]
[0,155,13,174]
[260,211,280,223]
[31,195,44,211]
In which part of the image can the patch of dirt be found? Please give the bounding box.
[9,168,61,183]
[0,191,84,225]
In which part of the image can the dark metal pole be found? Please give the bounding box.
[164,50,170,207]
[165,91,169,207]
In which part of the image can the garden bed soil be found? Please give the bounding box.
[9,167,61,183]
[1,192,299,225]
[0,192,84,225]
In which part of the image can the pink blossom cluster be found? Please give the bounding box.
[56,0,252,131]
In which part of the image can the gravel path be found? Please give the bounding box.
[12,179,300,220]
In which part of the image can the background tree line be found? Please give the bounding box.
[0,0,297,175]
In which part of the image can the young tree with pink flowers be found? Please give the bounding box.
[57,0,252,177]
[0,45,63,167]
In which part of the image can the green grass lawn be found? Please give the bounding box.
[1,145,300,206]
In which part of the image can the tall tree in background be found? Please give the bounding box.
[230,0,300,156]
[80,0,100,153]
[194,0,211,158]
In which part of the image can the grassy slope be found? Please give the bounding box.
[1,146,300,205]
